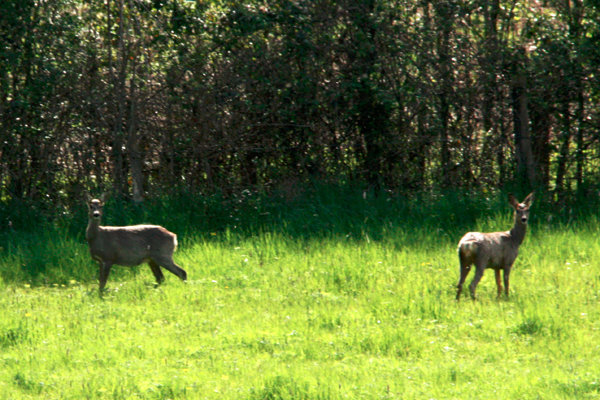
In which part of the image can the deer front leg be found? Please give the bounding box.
[503,266,512,297]
[98,261,112,291]
[495,269,503,298]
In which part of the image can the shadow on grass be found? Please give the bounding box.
[0,183,592,286]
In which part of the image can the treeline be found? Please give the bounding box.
[1,0,599,205]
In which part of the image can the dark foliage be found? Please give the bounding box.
[1,1,599,208]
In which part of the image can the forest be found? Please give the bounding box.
[1,0,599,209]
[4,2,600,399]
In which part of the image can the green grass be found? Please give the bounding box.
[1,187,600,399]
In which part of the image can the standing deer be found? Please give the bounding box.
[456,193,534,300]
[86,194,187,291]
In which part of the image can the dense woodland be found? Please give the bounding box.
[1,0,599,206]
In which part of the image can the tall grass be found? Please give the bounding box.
[0,186,599,399]
[0,185,522,285]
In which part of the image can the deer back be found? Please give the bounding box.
[88,224,177,266]
[458,230,520,269]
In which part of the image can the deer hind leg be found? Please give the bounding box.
[495,269,503,298]
[154,256,187,281]
[456,254,471,300]
[98,261,112,291]
[148,260,165,285]
[468,263,486,300]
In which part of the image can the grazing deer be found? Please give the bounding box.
[86,194,187,291]
[456,193,534,300]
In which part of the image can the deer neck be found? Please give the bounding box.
[509,217,527,247]
[86,218,101,242]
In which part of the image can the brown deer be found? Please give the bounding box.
[86,194,187,291]
[456,193,534,300]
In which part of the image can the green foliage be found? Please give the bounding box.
[2,0,600,203]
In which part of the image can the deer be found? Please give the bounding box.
[85,194,187,291]
[456,192,534,300]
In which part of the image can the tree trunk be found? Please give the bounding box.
[511,48,536,189]
[575,89,584,192]
[530,101,551,190]
[482,0,499,136]
[348,1,388,191]
[555,100,571,196]
[435,1,452,188]
[127,73,144,203]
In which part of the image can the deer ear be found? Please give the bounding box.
[523,192,534,207]
[100,192,110,204]
[508,193,519,209]
[85,192,92,203]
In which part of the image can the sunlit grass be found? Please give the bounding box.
[1,189,599,398]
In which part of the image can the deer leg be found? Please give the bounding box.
[98,261,112,291]
[503,266,512,297]
[456,256,471,300]
[468,265,485,300]
[155,256,187,281]
[495,269,503,298]
[148,260,165,285]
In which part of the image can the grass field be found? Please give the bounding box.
[1,187,600,399]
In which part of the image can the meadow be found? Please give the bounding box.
[1,186,600,399]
